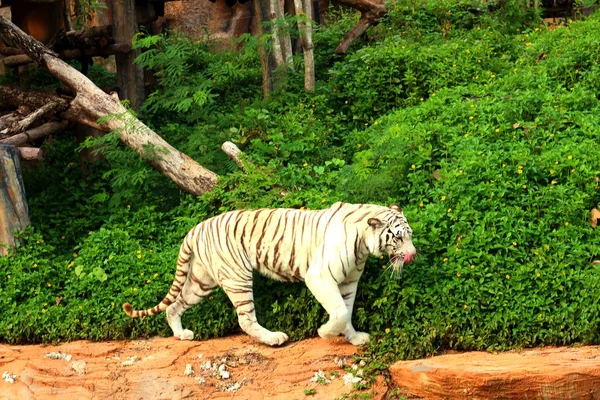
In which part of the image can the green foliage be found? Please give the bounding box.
[3,2,598,380]
[133,31,261,123]
[74,0,108,28]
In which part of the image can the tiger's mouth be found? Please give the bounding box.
[388,253,414,278]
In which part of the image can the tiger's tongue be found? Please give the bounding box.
[403,253,414,263]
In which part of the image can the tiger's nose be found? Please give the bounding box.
[404,253,414,263]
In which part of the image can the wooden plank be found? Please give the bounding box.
[0,144,30,256]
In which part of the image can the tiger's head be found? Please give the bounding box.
[366,204,416,275]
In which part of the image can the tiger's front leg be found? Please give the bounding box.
[305,267,352,341]
[339,267,370,346]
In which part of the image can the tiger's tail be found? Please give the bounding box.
[122,227,196,318]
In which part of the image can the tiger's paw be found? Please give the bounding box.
[261,331,289,346]
[176,329,194,341]
[347,331,370,346]
[318,317,347,339]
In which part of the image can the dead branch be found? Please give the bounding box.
[0,41,23,56]
[0,112,22,132]
[0,86,71,114]
[0,121,69,146]
[222,141,250,171]
[1,102,67,136]
[0,16,218,196]
[3,43,132,67]
[3,54,31,67]
[335,0,387,54]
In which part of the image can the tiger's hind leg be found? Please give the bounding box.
[221,280,289,346]
[166,264,217,341]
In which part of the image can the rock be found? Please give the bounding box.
[120,356,138,367]
[44,352,72,362]
[389,346,600,400]
[70,361,87,376]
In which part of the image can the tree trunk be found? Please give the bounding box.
[0,144,30,256]
[0,16,218,196]
[268,0,285,68]
[253,0,274,97]
[112,0,145,112]
[294,0,315,91]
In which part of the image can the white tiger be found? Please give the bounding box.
[123,202,416,346]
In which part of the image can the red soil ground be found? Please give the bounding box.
[0,335,388,400]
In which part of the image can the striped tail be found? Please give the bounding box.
[122,228,196,318]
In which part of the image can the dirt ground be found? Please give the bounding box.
[0,335,388,400]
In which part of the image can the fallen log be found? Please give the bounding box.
[0,16,218,196]
[19,147,44,160]
[0,121,69,146]
[0,144,30,256]
[222,141,249,171]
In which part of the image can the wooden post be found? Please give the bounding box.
[0,144,30,256]
[112,0,145,112]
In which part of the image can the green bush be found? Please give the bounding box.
[340,16,600,360]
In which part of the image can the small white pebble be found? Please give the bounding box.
[44,352,72,362]
[219,369,230,380]
[184,364,194,376]
[121,356,138,367]
[200,360,212,370]
[195,376,206,384]
[226,381,242,392]
[197,353,203,359]
[2,372,16,384]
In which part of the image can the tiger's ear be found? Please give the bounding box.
[390,204,403,213]
[368,218,386,229]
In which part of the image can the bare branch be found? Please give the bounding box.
[334,0,387,54]
[0,121,69,146]
[1,102,68,136]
